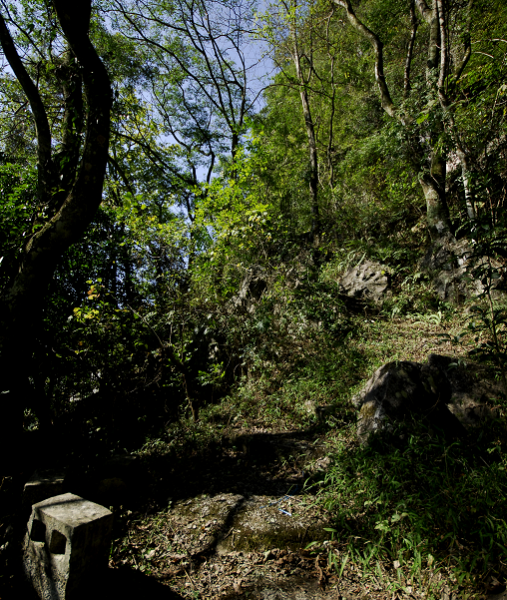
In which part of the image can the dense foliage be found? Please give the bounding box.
[0,0,503,440]
[1,0,507,595]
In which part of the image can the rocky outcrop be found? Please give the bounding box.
[230,266,267,312]
[353,354,502,443]
[420,235,506,302]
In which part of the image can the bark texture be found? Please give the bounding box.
[292,44,320,239]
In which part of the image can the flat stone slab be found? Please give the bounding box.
[215,495,328,554]
[169,493,244,556]
[155,493,328,559]
[33,493,112,528]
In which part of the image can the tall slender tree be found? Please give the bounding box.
[108,0,261,219]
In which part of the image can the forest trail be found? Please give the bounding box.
[105,427,388,600]
[99,315,479,600]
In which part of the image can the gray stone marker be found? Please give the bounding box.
[23,493,113,600]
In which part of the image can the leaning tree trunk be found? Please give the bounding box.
[419,174,451,240]
[0,0,112,464]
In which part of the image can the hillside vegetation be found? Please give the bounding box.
[1,0,507,598]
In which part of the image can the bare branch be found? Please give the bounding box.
[108,154,135,196]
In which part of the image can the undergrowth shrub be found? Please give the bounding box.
[314,419,507,588]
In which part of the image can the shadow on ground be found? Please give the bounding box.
[2,566,185,600]
[20,428,332,512]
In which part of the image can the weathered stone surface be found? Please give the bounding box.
[169,493,244,557]
[215,495,327,554]
[339,259,389,303]
[353,355,461,443]
[427,355,505,423]
[23,493,113,600]
[155,492,328,560]
[23,470,66,508]
[354,354,503,443]
[419,234,469,274]
[230,266,267,312]
[441,355,504,426]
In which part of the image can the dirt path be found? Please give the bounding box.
[104,426,386,600]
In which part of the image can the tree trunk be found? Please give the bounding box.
[419,175,451,240]
[292,43,320,240]
[457,149,476,221]
[299,86,320,239]
[0,0,112,464]
[333,0,452,239]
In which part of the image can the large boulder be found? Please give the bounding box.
[352,354,503,444]
[353,355,464,443]
[339,259,389,303]
[420,235,506,302]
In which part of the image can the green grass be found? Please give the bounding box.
[311,418,507,596]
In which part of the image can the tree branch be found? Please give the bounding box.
[414,0,432,24]
[0,10,53,198]
[108,154,135,196]
[5,0,112,313]
[454,0,473,82]
[331,0,396,118]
